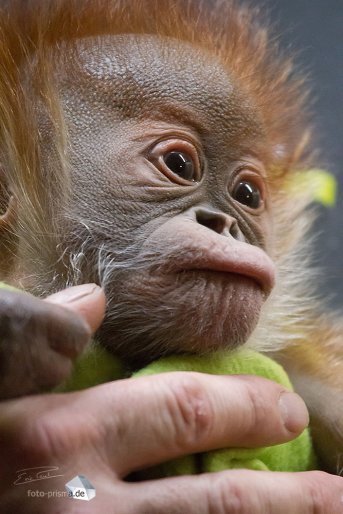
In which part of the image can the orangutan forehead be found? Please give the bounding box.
[78,34,234,103]
[61,34,263,137]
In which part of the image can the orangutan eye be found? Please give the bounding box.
[163,151,196,181]
[148,138,201,185]
[233,181,262,209]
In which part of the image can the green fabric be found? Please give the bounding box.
[57,344,125,391]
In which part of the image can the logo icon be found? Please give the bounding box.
[65,475,96,501]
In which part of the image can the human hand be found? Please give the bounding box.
[0,284,106,399]
[1,370,343,513]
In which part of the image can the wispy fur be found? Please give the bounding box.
[0,0,324,356]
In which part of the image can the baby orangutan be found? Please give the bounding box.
[0,0,342,473]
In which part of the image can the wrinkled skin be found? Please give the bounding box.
[54,35,276,364]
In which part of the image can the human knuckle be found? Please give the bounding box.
[5,411,54,464]
[206,473,248,514]
[16,407,70,464]
[240,380,268,435]
[165,373,214,448]
[306,471,341,514]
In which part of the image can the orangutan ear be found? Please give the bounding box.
[0,168,18,277]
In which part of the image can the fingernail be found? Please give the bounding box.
[47,284,100,304]
[278,391,309,433]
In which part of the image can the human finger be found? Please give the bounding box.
[0,288,95,398]
[46,283,106,333]
[120,469,343,514]
[74,372,309,476]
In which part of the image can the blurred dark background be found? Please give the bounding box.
[258,0,343,307]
